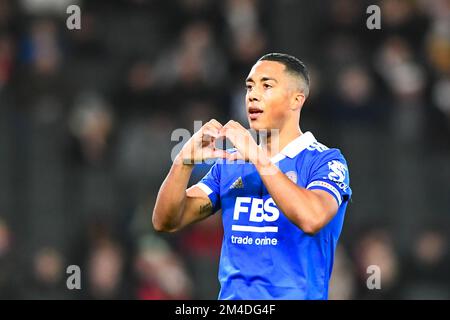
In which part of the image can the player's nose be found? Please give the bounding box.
[247,90,261,102]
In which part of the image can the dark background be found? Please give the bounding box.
[0,0,449,299]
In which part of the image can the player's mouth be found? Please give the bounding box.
[248,106,264,121]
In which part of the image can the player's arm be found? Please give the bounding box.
[152,161,214,232]
[152,119,230,233]
[220,121,339,235]
[254,163,338,235]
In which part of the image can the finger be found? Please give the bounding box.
[229,120,245,129]
[222,121,248,136]
[218,128,245,142]
[233,121,247,131]
[208,119,222,127]
[202,129,220,139]
[227,121,247,133]
[219,124,238,137]
[219,130,250,149]
[207,119,223,131]
[223,120,237,129]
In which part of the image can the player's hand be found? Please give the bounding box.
[218,120,269,166]
[177,119,235,165]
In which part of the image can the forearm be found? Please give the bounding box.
[152,155,194,231]
[254,159,328,234]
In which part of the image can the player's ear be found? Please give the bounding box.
[290,91,305,111]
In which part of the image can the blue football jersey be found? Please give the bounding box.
[195,132,352,300]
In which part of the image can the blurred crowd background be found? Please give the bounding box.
[0,0,449,299]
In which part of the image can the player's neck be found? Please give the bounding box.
[260,126,302,158]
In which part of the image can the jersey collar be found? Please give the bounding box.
[270,131,316,163]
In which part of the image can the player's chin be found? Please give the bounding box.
[248,119,268,131]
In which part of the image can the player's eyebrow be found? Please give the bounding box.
[245,76,278,83]
[261,76,278,83]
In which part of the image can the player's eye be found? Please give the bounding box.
[263,83,272,89]
[246,84,253,91]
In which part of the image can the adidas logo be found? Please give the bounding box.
[230,177,244,189]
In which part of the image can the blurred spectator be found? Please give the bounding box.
[0,219,11,259]
[67,91,115,167]
[153,21,228,92]
[424,0,450,135]
[353,229,402,299]
[114,59,166,119]
[401,226,450,299]
[426,25,450,75]
[23,247,67,299]
[224,0,268,77]
[66,10,107,60]
[115,111,175,194]
[378,0,429,52]
[177,213,223,299]
[324,64,387,125]
[86,238,130,299]
[134,234,192,299]
[24,19,62,76]
[20,0,79,16]
[375,37,427,101]
[13,18,70,125]
[0,219,18,299]
[169,0,224,34]
[0,33,14,90]
[375,36,428,145]
[0,0,13,29]
[432,77,450,125]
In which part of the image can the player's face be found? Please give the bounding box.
[245,60,295,131]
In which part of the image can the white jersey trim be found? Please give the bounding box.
[269,131,317,163]
[196,182,213,196]
[307,180,342,206]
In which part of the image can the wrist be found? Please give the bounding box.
[174,150,195,167]
[252,147,279,176]
[252,147,271,167]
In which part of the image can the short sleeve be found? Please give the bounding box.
[306,150,352,207]
[195,163,221,213]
